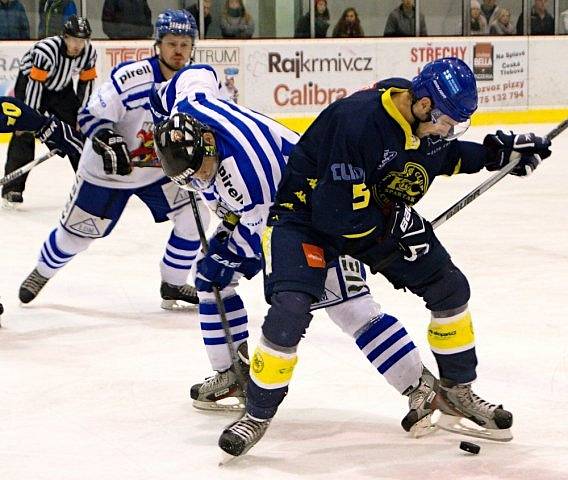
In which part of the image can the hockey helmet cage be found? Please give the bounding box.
[154,113,216,188]
[155,9,198,42]
[63,15,92,39]
[411,57,478,123]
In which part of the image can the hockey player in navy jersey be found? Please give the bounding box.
[201,57,551,457]
[151,63,450,437]
[18,10,209,310]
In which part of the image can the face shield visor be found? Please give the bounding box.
[430,108,471,141]
[171,154,219,192]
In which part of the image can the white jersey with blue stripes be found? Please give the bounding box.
[157,64,300,258]
[77,56,167,189]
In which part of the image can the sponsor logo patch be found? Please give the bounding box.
[302,243,325,268]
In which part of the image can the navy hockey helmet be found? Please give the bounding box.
[411,57,478,123]
[154,113,217,190]
[155,9,198,42]
[63,15,92,39]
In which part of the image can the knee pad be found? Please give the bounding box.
[55,225,93,254]
[262,291,313,348]
[169,200,210,240]
[415,263,470,312]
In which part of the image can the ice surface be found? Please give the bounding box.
[0,125,567,480]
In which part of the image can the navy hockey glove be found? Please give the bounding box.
[36,115,84,161]
[92,129,132,175]
[510,153,543,177]
[195,236,244,292]
[387,201,433,262]
[483,130,551,172]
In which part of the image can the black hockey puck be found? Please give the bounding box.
[460,441,480,454]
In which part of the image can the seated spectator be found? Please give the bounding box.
[490,8,514,35]
[102,0,153,39]
[332,7,364,38]
[480,0,501,26]
[184,0,212,37]
[471,1,488,34]
[221,0,254,39]
[38,0,76,38]
[295,0,329,38]
[0,0,30,39]
[516,0,554,35]
[562,9,568,34]
[384,0,427,37]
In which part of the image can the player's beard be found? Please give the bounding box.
[159,55,188,73]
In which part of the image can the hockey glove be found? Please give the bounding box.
[36,115,84,162]
[483,130,551,172]
[386,201,433,262]
[195,235,245,292]
[510,153,543,177]
[92,128,132,176]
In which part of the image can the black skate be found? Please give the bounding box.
[190,342,249,411]
[160,282,199,310]
[401,365,440,437]
[2,191,23,209]
[19,268,49,304]
[436,379,513,442]
[219,413,271,459]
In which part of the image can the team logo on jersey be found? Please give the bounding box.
[130,123,160,167]
[381,162,430,203]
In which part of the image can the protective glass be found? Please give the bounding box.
[431,108,471,141]
[175,156,219,192]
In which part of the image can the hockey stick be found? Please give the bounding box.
[372,119,568,272]
[0,150,58,186]
[187,192,248,392]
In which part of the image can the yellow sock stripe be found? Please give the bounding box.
[428,310,475,355]
[251,343,298,390]
[261,226,273,276]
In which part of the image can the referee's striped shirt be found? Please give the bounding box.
[19,35,97,111]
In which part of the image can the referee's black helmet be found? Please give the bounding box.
[63,15,92,39]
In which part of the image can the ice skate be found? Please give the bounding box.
[218,413,271,460]
[190,342,249,411]
[435,379,513,442]
[19,268,49,304]
[160,282,199,310]
[401,365,440,437]
[2,192,23,209]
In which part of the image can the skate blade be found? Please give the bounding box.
[193,397,245,412]
[160,299,198,311]
[218,449,240,466]
[410,412,439,438]
[436,413,513,442]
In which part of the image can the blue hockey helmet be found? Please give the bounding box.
[411,57,478,123]
[155,9,198,42]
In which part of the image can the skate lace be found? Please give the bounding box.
[22,270,48,294]
[456,385,498,415]
[202,370,230,391]
[178,284,197,296]
[230,416,269,442]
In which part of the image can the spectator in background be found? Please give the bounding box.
[295,0,330,38]
[384,0,427,37]
[480,0,501,27]
[184,0,212,37]
[38,0,76,38]
[562,9,568,34]
[220,0,254,39]
[470,1,488,34]
[516,0,554,35]
[102,0,153,39]
[332,7,364,38]
[0,0,30,39]
[490,8,515,35]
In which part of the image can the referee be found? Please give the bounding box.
[2,15,97,206]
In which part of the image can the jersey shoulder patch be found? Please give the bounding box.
[111,59,155,94]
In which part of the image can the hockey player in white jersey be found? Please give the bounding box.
[151,63,439,435]
[18,10,209,310]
